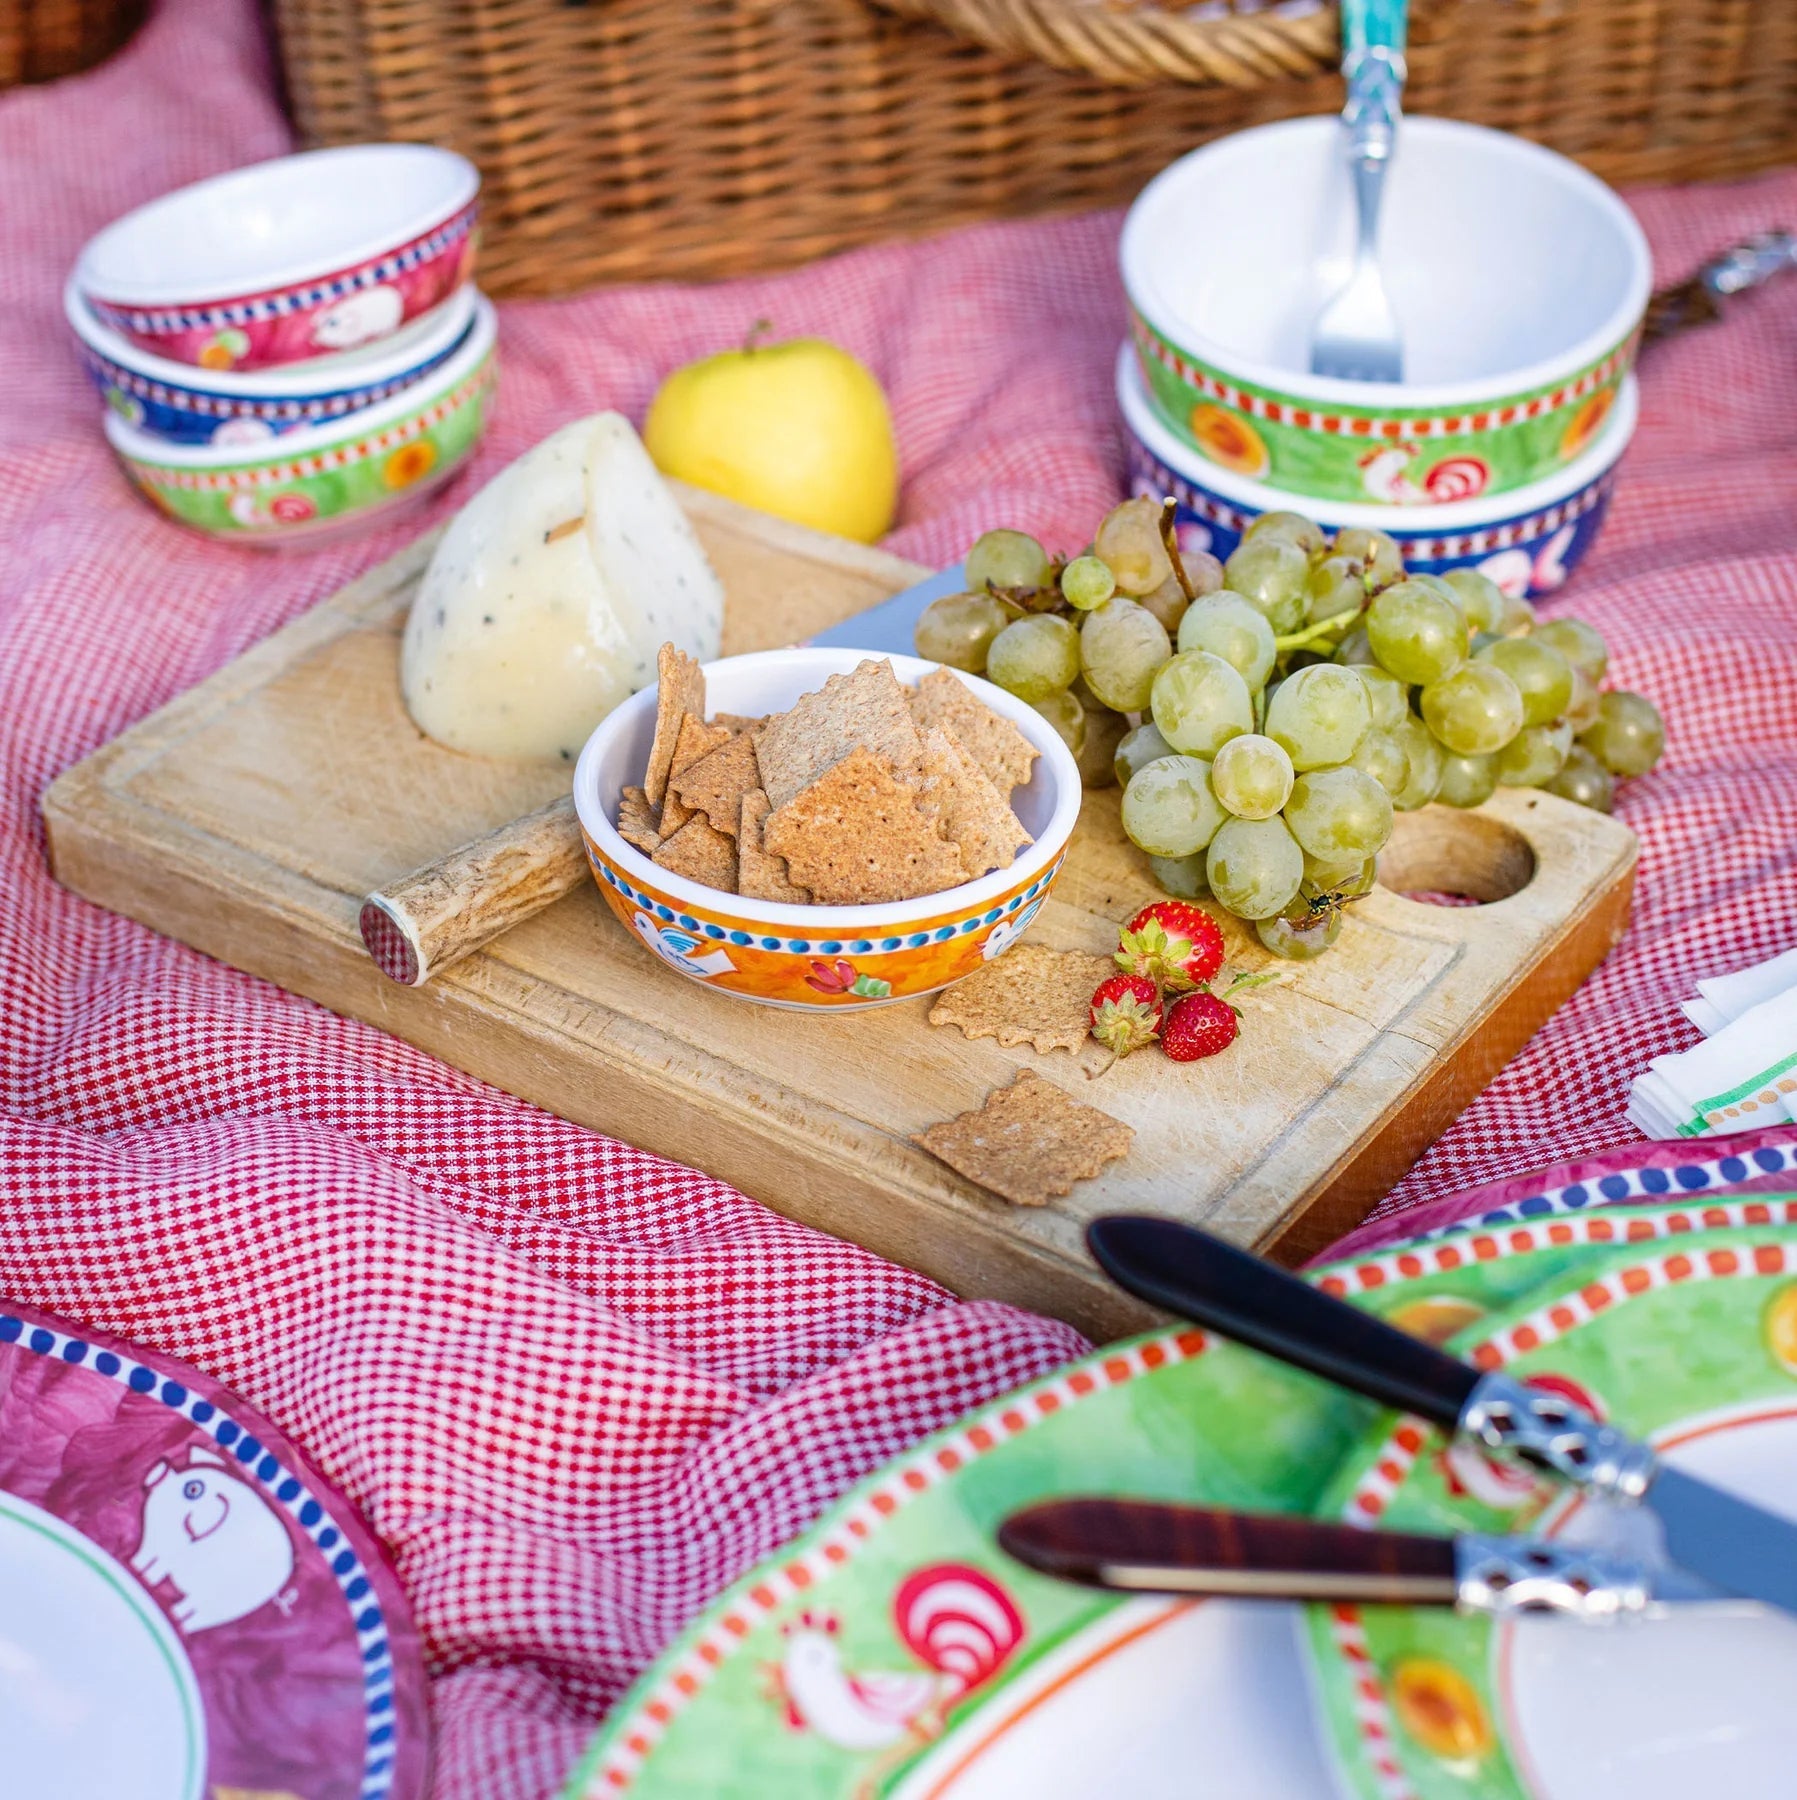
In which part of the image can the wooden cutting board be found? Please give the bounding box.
[43,487,1636,1341]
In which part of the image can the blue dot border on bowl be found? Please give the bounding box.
[590,857,1062,955]
[0,1311,404,1800]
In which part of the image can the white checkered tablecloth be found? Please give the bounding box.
[3,0,1796,1791]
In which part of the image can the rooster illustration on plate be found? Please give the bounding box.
[767,1563,1025,1792]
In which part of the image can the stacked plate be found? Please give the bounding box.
[565,1131,1797,1798]
[67,144,497,546]
[1116,118,1653,601]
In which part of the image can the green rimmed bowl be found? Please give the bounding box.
[103,293,497,546]
[1121,117,1651,508]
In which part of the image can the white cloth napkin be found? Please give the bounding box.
[1630,947,1797,1139]
[1680,946,1797,1037]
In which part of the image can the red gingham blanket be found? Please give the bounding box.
[3,0,1795,1790]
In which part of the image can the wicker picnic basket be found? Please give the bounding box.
[0,0,144,84]
[270,0,1797,297]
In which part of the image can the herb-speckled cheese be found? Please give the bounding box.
[400,412,725,762]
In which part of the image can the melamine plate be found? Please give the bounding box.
[1306,1222,1797,1799]
[0,1301,427,1799]
[562,1213,1720,1799]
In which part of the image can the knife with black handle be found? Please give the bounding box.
[1086,1214,1797,1619]
[998,1498,1719,1618]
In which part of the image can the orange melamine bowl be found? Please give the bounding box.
[572,648,1082,1010]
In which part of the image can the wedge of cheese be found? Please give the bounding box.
[401,412,724,762]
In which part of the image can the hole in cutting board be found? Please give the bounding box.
[1378,807,1536,907]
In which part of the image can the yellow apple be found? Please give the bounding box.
[643,332,899,544]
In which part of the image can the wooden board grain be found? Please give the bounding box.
[43,485,1637,1340]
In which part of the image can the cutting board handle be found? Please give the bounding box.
[359,793,586,986]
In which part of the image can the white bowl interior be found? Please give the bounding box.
[67,280,478,396]
[77,145,478,308]
[574,649,1081,928]
[1117,342,1638,529]
[1124,117,1649,401]
[103,294,495,467]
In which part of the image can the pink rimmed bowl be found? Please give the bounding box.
[74,145,479,372]
[573,649,1082,1010]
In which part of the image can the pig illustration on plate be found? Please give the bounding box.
[130,1446,296,1632]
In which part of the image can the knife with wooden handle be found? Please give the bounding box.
[1085,1214,1797,1620]
[359,567,966,987]
[997,1499,1719,1618]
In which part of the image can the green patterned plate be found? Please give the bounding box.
[1306,1220,1797,1800]
[560,1205,1778,1800]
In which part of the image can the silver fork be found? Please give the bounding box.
[1310,1,1408,384]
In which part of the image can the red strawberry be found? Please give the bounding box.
[1116,900,1225,992]
[1161,990,1239,1062]
[1089,973,1163,1059]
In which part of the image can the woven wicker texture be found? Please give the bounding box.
[0,0,145,84]
[273,0,1797,296]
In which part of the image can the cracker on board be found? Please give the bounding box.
[928,943,1112,1054]
[617,786,662,856]
[652,814,738,890]
[916,726,1033,880]
[914,1070,1133,1207]
[763,747,965,904]
[908,668,1038,796]
[669,729,763,837]
[755,659,924,812]
[737,789,812,903]
[644,643,706,806]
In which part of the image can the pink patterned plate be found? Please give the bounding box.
[1321,1122,1797,1262]
[0,1299,428,1800]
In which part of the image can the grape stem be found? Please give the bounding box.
[1274,605,1362,654]
[1157,499,1197,604]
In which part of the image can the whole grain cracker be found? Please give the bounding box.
[914,1070,1133,1207]
[755,659,924,812]
[662,712,732,834]
[644,643,706,805]
[617,785,662,855]
[916,726,1033,880]
[669,728,763,836]
[908,668,1038,796]
[763,746,965,904]
[651,814,738,891]
[927,943,1113,1054]
[713,713,768,734]
[737,788,812,903]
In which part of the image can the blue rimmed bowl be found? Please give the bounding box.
[1117,344,1636,601]
[68,279,478,448]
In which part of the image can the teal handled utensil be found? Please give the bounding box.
[1310,0,1408,383]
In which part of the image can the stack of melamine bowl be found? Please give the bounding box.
[67,144,497,546]
[1118,118,1652,601]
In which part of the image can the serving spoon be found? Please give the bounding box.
[1310,0,1408,383]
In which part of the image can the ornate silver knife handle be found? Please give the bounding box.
[1461,1372,1657,1500]
[1456,1535,1655,1619]
[1645,229,1797,341]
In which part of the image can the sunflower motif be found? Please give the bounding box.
[1188,403,1269,478]
[196,326,251,371]
[383,438,439,490]
[1764,1282,1797,1375]
[1389,1657,1494,1765]
[1383,1294,1486,1346]
[1559,386,1615,460]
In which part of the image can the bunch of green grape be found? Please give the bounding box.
[914,497,1666,961]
